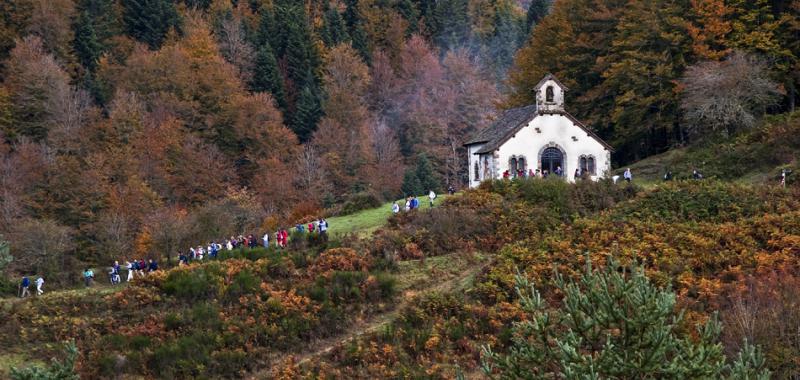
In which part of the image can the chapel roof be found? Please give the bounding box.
[533,73,569,91]
[463,104,613,153]
[463,104,539,147]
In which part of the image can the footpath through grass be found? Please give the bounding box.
[327,194,449,237]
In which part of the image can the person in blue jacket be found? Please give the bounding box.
[19,276,30,298]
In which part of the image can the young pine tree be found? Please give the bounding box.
[415,153,440,192]
[482,259,771,379]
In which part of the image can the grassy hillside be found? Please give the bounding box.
[616,112,799,184]
[327,195,449,237]
[2,180,799,379]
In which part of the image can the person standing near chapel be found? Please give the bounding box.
[428,190,436,207]
[623,168,632,183]
[19,276,30,298]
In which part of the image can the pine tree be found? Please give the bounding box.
[396,0,420,36]
[251,42,286,109]
[401,168,423,196]
[321,8,349,47]
[415,153,440,192]
[487,1,523,75]
[291,75,323,142]
[122,0,181,49]
[431,0,471,49]
[73,11,102,71]
[343,0,371,63]
[525,0,551,34]
[482,259,771,378]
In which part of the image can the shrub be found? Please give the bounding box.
[309,248,371,278]
[341,192,383,215]
[161,263,224,301]
[11,340,79,380]
[226,269,259,300]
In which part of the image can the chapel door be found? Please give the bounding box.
[540,147,563,175]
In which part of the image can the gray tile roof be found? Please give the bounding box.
[463,104,538,150]
[463,103,614,154]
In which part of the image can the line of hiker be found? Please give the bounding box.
[392,191,437,214]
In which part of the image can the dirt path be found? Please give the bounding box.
[248,254,491,379]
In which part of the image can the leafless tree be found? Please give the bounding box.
[96,212,134,263]
[681,51,782,138]
[217,17,255,83]
[10,218,74,282]
[47,86,97,154]
[294,144,330,196]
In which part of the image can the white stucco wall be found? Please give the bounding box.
[492,114,611,183]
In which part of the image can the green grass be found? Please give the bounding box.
[327,195,450,237]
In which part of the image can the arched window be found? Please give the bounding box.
[474,161,480,180]
[578,155,596,176]
[509,157,518,177]
[517,157,526,172]
[546,86,554,103]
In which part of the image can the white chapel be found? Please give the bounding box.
[464,74,613,188]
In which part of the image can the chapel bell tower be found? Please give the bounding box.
[534,73,568,114]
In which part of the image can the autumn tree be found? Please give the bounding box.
[10,218,74,283]
[681,52,781,137]
[2,35,71,141]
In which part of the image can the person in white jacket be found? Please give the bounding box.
[428,190,437,207]
[35,277,44,295]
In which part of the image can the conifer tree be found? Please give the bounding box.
[396,0,420,36]
[482,259,771,378]
[321,8,349,47]
[343,0,371,63]
[251,42,286,109]
[122,0,181,49]
[292,75,323,142]
[431,0,470,49]
[487,1,523,75]
[401,168,423,196]
[525,0,551,32]
[415,153,440,192]
[73,11,102,71]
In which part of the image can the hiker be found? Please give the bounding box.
[19,276,30,298]
[404,197,411,211]
[138,259,146,276]
[664,169,673,181]
[35,277,44,295]
[126,260,135,281]
[210,242,219,259]
[623,168,632,183]
[296,224,304,233]
[411,196,420,210]
[84,268,94,287]
[178,253,188,266]
[503,170,510,179]
[555,166,563,177]
[308,221,316,232]
[428,190,436,207]
[692,169,703,180]
[392,201,400,214]
[574,168,581,181]
[109,264,120,285]
[319,219,329,241]
[448,185,455,195]
[147,259,158,273]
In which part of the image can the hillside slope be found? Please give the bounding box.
[617,112,799,184]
